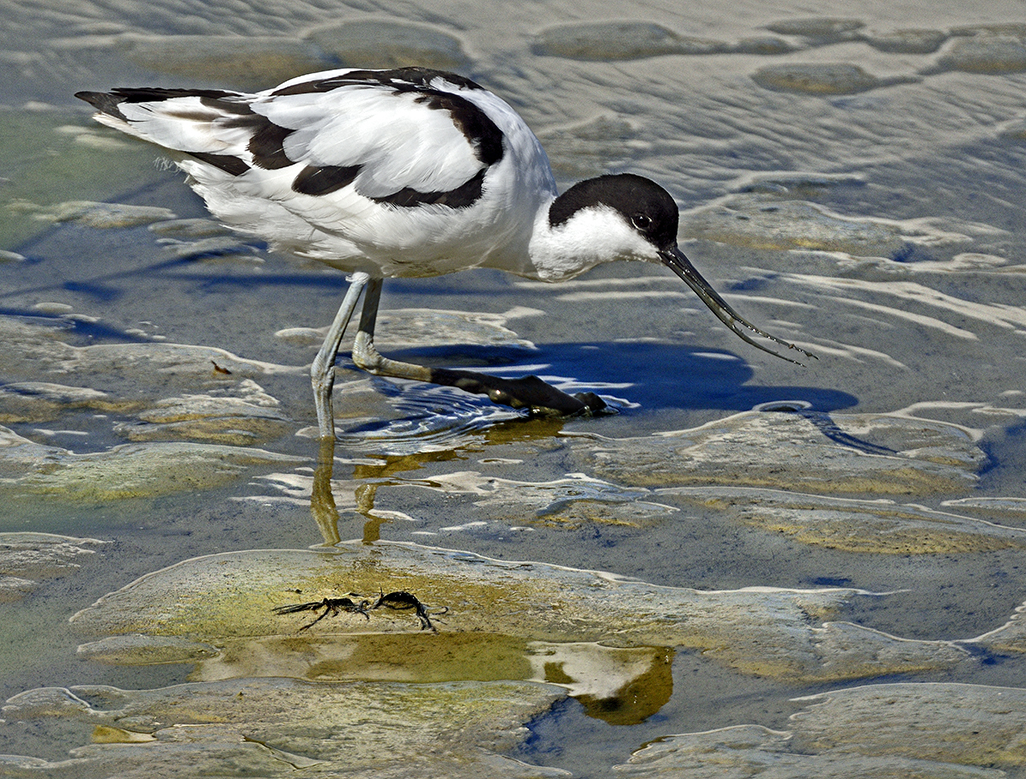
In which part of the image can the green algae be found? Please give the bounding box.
[69,542,969,683]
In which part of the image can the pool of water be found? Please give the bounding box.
[2,1,1026,776]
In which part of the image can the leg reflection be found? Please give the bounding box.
[310,435,341,546]
[356,483,384,544]
[310,438,387,545]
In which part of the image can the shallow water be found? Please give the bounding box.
[2,0,1026,776]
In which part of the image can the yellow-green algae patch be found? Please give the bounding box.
[751,63,916,95]
[115,382,291,446]
[614,722,1005,777]
[573,409,983,495]
[69,542,969,683]
[615,682,1026,777]
[665,487,1026,553]
[199,632,535,684]
[192,635,673,726]
[528,642,674,726]
[0,382,131,424]
[91,725,157,744]
[1,677,567,778]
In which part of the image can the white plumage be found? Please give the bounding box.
[77,67,813,437]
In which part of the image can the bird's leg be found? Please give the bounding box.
[352,278,432,382]
[311,271,371,439]
[351,279,607,416]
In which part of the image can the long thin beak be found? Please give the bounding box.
[659,246,816,366]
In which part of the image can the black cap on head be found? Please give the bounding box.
[549,173,679,250]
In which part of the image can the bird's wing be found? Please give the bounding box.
[77,68,505,206]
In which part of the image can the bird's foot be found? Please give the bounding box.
[429,368,607,416]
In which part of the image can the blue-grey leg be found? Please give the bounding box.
[352,277,432,382]
[350,276,606,416]
[311,271,371,439]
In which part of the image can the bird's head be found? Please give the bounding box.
[547,173,815,364]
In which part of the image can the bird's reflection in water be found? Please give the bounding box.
[307,409,576,545]
[310,435,343,546]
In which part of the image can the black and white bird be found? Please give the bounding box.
[76,67,814,439]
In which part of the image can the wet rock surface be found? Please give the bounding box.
[1,677,567,778]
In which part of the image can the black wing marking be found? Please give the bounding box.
[77,68,505,207]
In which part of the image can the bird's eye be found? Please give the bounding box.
[631,213,652,231]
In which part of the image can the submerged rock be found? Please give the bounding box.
[965,593,1026,655]
[751,63,917,95]
[0,381,125,423]
[573,408,983,495]
[121,34,331,89]
[532,21,727,60]
[374,309,538,350]
[789,683,1026,766]
[932,35,1026,74]
[537,115,639,179]
[77,634,219,665]
[0,316,299,444]
[194,635,673,726]
[668,486,1026,554]
[949,24,1026,38]
[384,471,679,528]
[763,18,865,42]
[863,28,947,54]
[615,682,1026,776]
[277,307,537,352]
[304,20,470,71]
[0,426,301,502]
[116,381,291,446]
[682,191,968,257]
[615,723,1003,777]
[9,199,177,228]
[1,677,566,778]
[69,542,969,683]
[0,317,297,393]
